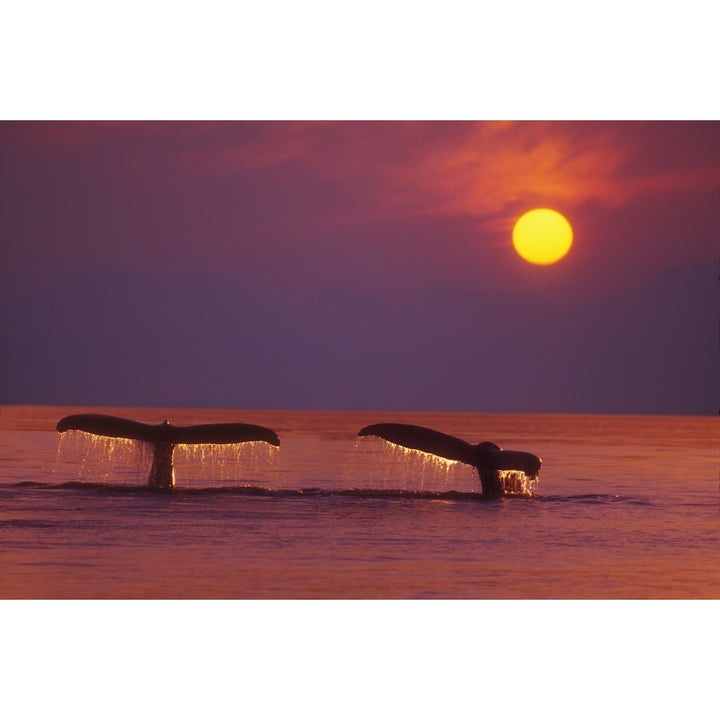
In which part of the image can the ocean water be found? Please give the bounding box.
[1,405,717,600]
[2,405,718,717]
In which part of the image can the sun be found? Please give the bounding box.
[512,208,573,265]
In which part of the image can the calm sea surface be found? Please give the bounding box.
[1,405,717,599]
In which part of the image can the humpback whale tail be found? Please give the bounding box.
[56,413,280,489]
[357,423,541,497]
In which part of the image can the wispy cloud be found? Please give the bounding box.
[365,122,717,230]
[4,120,714,236]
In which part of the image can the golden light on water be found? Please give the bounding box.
[512,208,573,265]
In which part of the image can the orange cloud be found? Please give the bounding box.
[367,122,717,232]
[181,121,713,239]
[5,121,712,235]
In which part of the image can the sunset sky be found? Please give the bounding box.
[2,8,714,712]
[1,120,716,414]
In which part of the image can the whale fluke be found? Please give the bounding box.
[357,422,541,497]
[57,413,280,489]
[358,423,477,464]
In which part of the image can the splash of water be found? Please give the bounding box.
[499,470,538,497]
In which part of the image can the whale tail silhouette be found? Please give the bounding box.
[357,422,541,497]
[57,413,280,489]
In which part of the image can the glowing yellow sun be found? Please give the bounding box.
[512,208,573,265]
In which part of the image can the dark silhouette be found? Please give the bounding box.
[358,423,541,497]
[56,414,280,489]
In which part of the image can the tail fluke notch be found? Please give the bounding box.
[57,413,280,489]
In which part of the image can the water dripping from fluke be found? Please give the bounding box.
[357,422,541,498]
[56,414,280,489]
